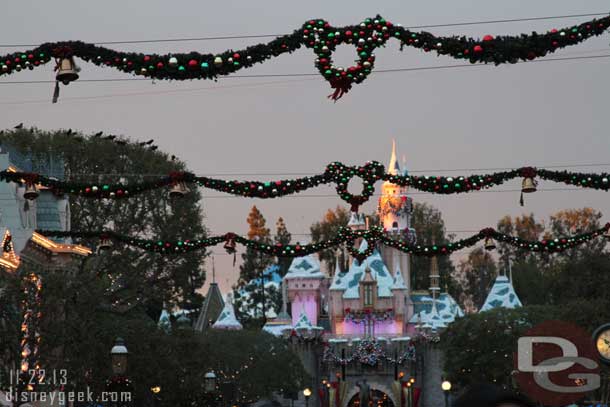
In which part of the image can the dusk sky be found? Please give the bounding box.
[1,0,609,294]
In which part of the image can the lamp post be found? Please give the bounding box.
[205,371,217,406]
[441,380,452,407]
[303,388,312,407]
[109,338,131,407]
[110,337,128,375]
[150,386,161,407]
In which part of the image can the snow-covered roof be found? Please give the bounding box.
[391,267,407,290]
[212,298,242,330]
[294,311,323,331]
[410,292,464,325]
[263,310,323,337]
[330,243,394,299]
[262,323,292,337]
[284,255,324,279]
[480,275,522,312]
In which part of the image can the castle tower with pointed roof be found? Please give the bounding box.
[378,140,415,292]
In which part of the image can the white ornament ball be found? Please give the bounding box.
[214,56,223,66]
[168,57,178,67]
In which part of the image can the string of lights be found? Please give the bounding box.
[36,223,610,262]
[3,162,609,211]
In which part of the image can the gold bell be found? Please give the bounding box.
[484,236,496,251]
[521,177,537,193]
[97,235,113,252]
[23,183,39,200]
[168,181,189,199]
[56,57,79,85]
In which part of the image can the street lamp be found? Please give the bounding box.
[303,388,312,407]
[110,338,128,375]
[205,371,217,393]
[441,380,452,407]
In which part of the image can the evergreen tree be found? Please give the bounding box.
[274,217,292,277]
[233,206,275,324]
[310,206,351,274]
[452,248,497,312]
[410,203,457,296]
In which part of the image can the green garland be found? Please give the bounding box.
[3,164,609,211]
[1,14,609,99]
[37,223,609,261]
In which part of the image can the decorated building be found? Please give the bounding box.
[0,147,92,405]
[258,143,469,407]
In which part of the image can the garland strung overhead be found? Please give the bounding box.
[3,163,609,211]
[36,223,609,262]
[1,14,609,100]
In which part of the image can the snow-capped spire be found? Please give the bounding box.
[158,304,171,333]
[401,154,409,176]
[388,139,401,175]
[480,274,523,312]
[212,294,242,330]
[429,252,441,301]
[334,254,341,275]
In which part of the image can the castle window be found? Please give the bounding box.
[363,285,374,307]
[392,221,398,229]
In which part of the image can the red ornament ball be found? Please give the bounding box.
[143,55,151,62]
[483,35,494,42]
[473,45,484,53]
[156,62,164,69]
[188,59,198,68]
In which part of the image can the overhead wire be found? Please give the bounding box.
[0,11,607,47]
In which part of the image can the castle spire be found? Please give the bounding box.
[429,240,441,301]
[388,139,401,175]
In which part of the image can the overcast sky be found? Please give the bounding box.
[1,0,609,294]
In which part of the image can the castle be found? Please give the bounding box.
[194,142,524,406]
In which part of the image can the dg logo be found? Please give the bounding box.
[514,320,601,406]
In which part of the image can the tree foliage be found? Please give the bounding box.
[410,203,457,295]
[22,248,306,406]
[234,206,278,325]
[452,248,497,312]
[310,206,351,274]
[0,128,207,315]
[441,300,610,389]
[274,217,293,277]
